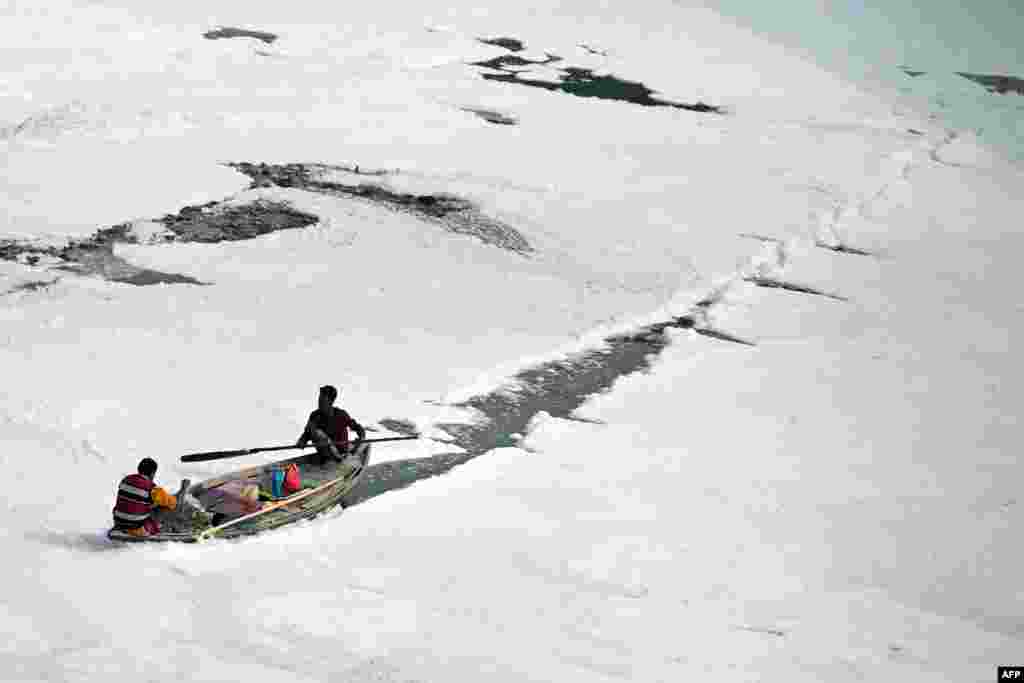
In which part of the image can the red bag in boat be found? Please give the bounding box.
[284,463,301,494]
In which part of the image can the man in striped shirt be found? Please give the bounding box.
[112,458,185,537]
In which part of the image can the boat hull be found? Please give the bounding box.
[108,444,370,543]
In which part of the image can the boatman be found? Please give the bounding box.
[296,384,366,466]
[112,458,188,537]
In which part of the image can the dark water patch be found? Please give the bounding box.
[957,72,1024,95]
[815,241,874,257]
[342,309,752,507]
[745,276,847,301]
[0,228,205,286]
[3,279,57,295]
[901,69,926,78]
[57,226,205,284]
[437,341,671,458]
[561,414,607,425]
[695,296,719,309]
[377,418,419,436]
[738,232,783,244]
[229,162,534,254]
[907,128,924,136]
[54,259,204,286]
[734,625,786,638]
[203,27,278,44]
[0,199,319,286]
[109,269,203,286]
[650,314,754,346]
[468,41,720,112]
[467,40,721,112]
[579,44,607,57]
[440,321,746,451]
[0,240,35,262]
[478,37,525,52]
[480,66,724,114]
[694,327,756,346]
[462,107,518,126]
[158,199,319,242]
[471,54,563,71]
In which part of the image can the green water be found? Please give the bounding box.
[695,0,1024,162]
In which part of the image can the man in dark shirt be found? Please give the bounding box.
[296,385,366,466]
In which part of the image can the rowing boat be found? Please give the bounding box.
[107,443,371,543]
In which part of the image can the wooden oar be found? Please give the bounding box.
[181,436,418,463]
[182,444,305,463]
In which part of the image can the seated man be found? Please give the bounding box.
[296,384,365,467]
[112,458,188,537]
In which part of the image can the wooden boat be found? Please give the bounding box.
[107,443,371,543]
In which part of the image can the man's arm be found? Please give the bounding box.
[295,415,314,447]
[351,417,366,449]
[151,486,178,511]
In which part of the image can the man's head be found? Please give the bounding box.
[318,385,339,411]
[138,457,158,479]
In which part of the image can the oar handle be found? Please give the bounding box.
[359,436,420,444]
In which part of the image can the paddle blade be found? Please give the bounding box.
[180,444,301,463]
[181,450,250,463]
